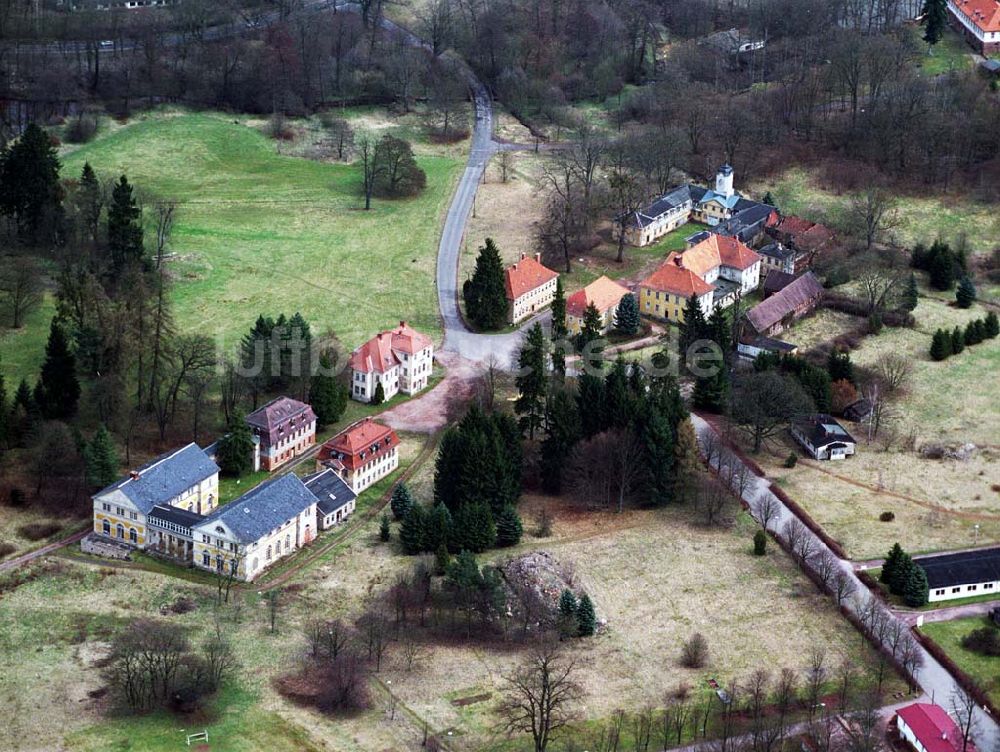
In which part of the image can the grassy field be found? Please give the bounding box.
[0,292,57,386]
[54,109,463,356]
[759,287,1000,559]
[916,27,976,77]
[920,617,1000,705]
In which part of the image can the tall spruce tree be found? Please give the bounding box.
[679,295,708,370]
[880,543,905,585]
[985,312,999,338]
[576,593,597,637]
[577,302,605,370]
[371,381,386,406]
[424,503,453,552]
[78,162,103,247]
[889,552,915,596]
[603,357,634,429]
[551,277,568,376]
[921,0,948,47]
[400,504,428,554]
[951,327,965,354]
[827,349,854,384]
[540,388,582,494]
[930,328,952,360]
[707,306,731,355]
[903,564,929,607]
[106,175,144,273]
[464,238,509,330]
[34,319,80,420]
[515,323,548,439]
[963,321,981,347]
[309,353,347,427]
[955,276,976,309]
[615,292,640,337]
[638,405,674,505]
[673,418,701,503]
[692,367,729,413]
[217,414,254,477]
[0,123,62,238]
[901,272,919,312]
[927,242,956,290]
[576,373,607,438]
[85,424,119,488]
[495,505,523,547]
[390,482,415,520]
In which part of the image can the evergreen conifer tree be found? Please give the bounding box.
[85,424,119,488]
[495,505,523,547]
[78,162,103,246]
[603,357,633,429]
[928,242,956,290]
[217,414,255,476]
[551,278,568,376]
[309,353,347,427]
[450,502,496,553]
[558,589,578,621]
[106,174,144,273]
[379,513,391,542]
[880,543,904,584]
[889,552,915,596]
[984,312,999,338]
[400,504,428,554]
[951,327,965,354]
[540,388,582,494]
[464,238,509,330]
[929,329,951,361]
[707,306,731,354]
[901,272,919,312]
[762,191,776,208]
[921,0,948,46]
[955,276,976,309]
[753,529,767,556]
[0,122,62,238]
[576,373,607,438]
[679,295,708,367]
[371,381,386,406]
[576,593,597,637]
[34,319,80,419]
[424,502,453,552]
[964,321,981,346]
[390,483,414,520]
[638,406,674,505]
[673,418,701,503]
[903,563,929,607]
[692,368,729,413]
[515,323,548,439]
[434,543,451,575]
[615,293,640,337]
[827,349,854,384]
[972,318,986,343]
[577,302,605,370]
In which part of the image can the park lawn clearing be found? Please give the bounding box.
[0,292,57,386]
[916,27,976,77]
[58,110,464,357]
[920,617,1000,706]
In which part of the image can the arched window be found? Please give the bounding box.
[102,519,111,536]
[266,545,272,561]
[129,528,137,543]
[230,560,238,575]
[215,555,223,571]
[284,534,291,552]
[116,523,125,539]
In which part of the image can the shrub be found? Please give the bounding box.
[681,633,709,668]
[168,597,197,614]
[266,112,293,140]
[65,113,99,144]
[824,267,850,288]
[18,522,62,541]
[783,453,798,468]
[753,529,767,556]
[879,511,895,522]
[534,506,553,537]
[379,514,390,542]
[961,627,1000,657]
[0,542,16,558]
[867,312,883,335]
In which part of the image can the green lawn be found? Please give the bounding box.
[921,617,1000,705]
[917,27,975,77]
[58,111,463,360]
[0,292,57,386]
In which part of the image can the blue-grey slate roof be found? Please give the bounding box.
[303,469,357,515]
[198,474,319,543]
[915,548,1000,590]
[94,443,219,515]
[148,504,204,530]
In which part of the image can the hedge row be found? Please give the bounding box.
[856,569,889,603]
[821,293,916,327]
[769,482,849,560]
[913,630,1000,717]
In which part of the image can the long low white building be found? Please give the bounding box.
[915,548,1000,603]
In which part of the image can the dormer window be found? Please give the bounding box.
[215,526,225,534]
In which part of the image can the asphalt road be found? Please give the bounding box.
[691,414,999,749]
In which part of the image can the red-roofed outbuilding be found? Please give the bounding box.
[895,703,978,752]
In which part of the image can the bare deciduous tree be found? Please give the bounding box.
[951,687,980,752]
[873,352,912,395]
[849,185,900,250]
[498,643,582,752]
[752,493,782,532]
[0,256,44,329]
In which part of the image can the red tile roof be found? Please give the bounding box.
[951,0,1000,32]
[566,276,632,318]
[676,235,761,276]
[348,321,432,374]
[777,215,816,236]
[896,704,978,752]
[319,418,399,471]
[639,254,714,298]
[505,254,559,301]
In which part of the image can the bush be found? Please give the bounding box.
[879,511,895,522]
[379,514,390,542]
[961,626,1000,657]
[867,312,883,335]
[65,113,99,144]
[753,529,767,556]
[681,633,709,668]
[824,267,850,288]
[0,542,16,558]
[18,522,62,541]
[783,453,798,468]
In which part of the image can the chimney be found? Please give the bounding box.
[534,252,542,264]
[520,252,526,261]
[513,262,518,271]
[674,256,684,268]
[399,320,407,328]
[130,471,140,481]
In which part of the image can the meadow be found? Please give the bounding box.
[1,107,465,387]
[921,617,1000,706]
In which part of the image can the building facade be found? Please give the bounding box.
[192,474,319,582]
[791,415,856,460]
[637,235,761,323]
[246,397,317,472]
[566,276,632,335]
[947,0,1000,54]
[318,418,400,494]
[303,469,358,530]
[505,253,559,324]
[915,548,1000,603]
[92,443,220,549]
[742,271,825,338]
[895,703,978,752]
[348,321,434,404]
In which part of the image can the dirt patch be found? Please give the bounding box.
[380,352,479,434]
[450,692,491,707]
